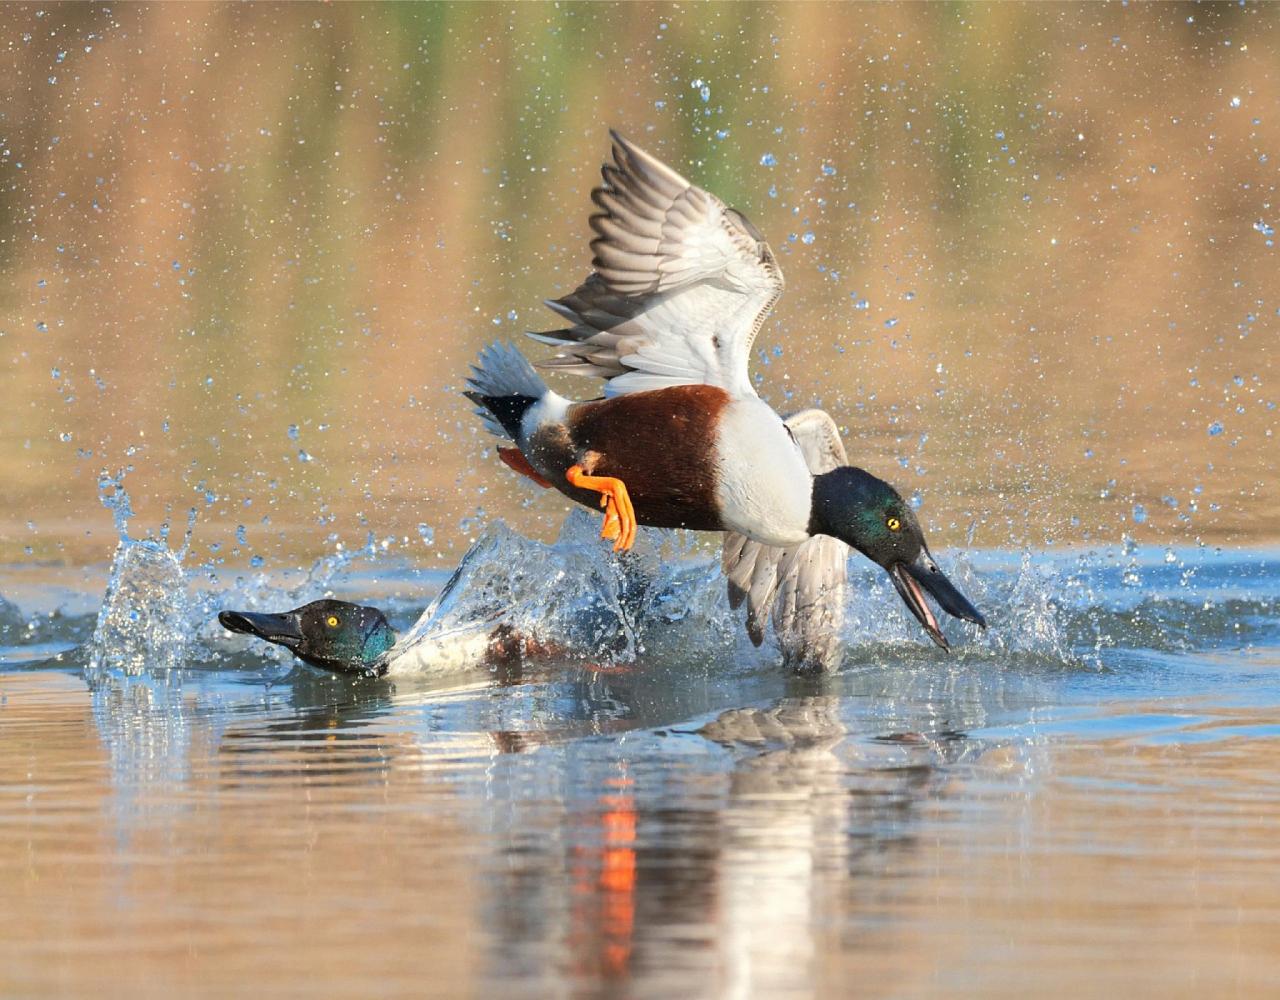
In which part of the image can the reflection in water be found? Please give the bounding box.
[2,545,1277,995]
[72,637,1021,997]
[87,671,192,835]
[4,630,1280,995]
[449,673,1010,998]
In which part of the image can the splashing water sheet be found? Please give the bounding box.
[4,4,1280,998]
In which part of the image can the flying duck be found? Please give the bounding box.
[465,131,986,657]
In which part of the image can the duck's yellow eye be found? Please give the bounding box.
[886,516,901,532]
[326,615,340,628]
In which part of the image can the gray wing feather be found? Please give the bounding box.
[530,131,784,399]
[722,409,849,670]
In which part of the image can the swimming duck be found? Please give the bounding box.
[218,600,558,678]
[465,131,986,653]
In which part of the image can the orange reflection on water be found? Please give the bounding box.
[568,770,639,984]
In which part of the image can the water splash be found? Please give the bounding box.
[390,509,739,672]
[88,473,191,675]
[87,472,371,674]
[378,512,1099,677]
[75,473,1276,681]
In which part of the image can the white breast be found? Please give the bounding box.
[713,398,813,547]
[382,626,496,675]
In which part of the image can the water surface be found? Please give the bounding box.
[2,529,1278,997]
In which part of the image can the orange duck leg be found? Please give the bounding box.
[566,464,637,552]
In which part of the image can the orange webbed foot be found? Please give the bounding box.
[566,464,637,552]
[600,498,622,543]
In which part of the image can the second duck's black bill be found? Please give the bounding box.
[217,610,303,650]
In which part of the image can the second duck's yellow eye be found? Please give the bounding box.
[886,516,901,532]
[326,615,340,628]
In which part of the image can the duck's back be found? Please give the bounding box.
[525,386,811,541]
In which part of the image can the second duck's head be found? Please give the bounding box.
[218,599,396,677]
[809,467,986,649]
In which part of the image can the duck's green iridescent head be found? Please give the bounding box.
[219,599,396,677]
[809,466,986,649]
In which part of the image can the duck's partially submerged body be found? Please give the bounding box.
[465,131,987,660]
[218,601,564,678]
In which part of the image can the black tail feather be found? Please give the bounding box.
[464,392,537,440]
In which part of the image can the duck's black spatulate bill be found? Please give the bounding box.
[218,610,303,649]
[905,550,986,627]
[888,550,986,650]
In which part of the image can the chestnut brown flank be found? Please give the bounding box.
[528,385,730,531]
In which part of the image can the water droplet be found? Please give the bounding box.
[417,523,435,546]
[760,152,777,168]
[884,318,899,328]
[821,163,836,176]
[1230,95,1241,108]
[58,431,72,443]
[287,424,300,441]
[249,554,264,568]
[1131,504,1147,524]
[35,321,47,332]
[801,231,815,245]
[1208,421,1224,437]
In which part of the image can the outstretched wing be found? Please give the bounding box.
[530,130,783,399]
[722,410,849,671]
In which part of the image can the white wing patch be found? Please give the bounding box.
[531,131,783,399]
[722,409,850,671]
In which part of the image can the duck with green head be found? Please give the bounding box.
[218,600,397,677]
[218,599,565,677]
[463,131,986,656]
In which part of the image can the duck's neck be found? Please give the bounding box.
[360,620,398,674]
[321,618,397,677]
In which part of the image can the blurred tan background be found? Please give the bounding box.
[2,2,1276,567]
